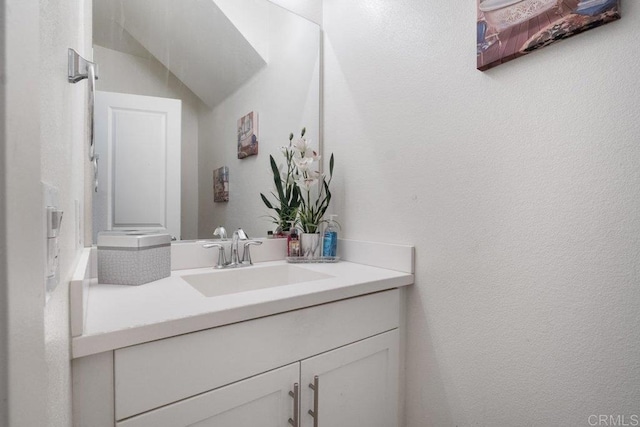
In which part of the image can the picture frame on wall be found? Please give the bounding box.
[237,111,259,159]
[477,0,620,70]
[213,166,229,202]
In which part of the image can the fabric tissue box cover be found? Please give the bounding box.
[97,231,171,285]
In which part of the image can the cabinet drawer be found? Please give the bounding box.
[115,289,399,420]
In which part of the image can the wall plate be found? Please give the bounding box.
[42,182,62,303]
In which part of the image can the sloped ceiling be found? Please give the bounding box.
[93,0,268,108]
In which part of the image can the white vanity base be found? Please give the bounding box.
[71,239,414,427]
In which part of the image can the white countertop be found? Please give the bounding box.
[72,259,414,358]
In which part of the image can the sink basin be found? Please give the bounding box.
[182,264,333,297]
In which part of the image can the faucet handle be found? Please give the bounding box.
[203,243,228,269]
[242,240,263,265]
[213,226,227,241]
[234,228,248,240]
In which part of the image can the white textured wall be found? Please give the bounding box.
[40,0,92,425]
[2,0,90,425]
[268,0,322,25]
[2,1,47,424]
[92,45,203,241]
[198,4,320,238]
[323,1,640,426]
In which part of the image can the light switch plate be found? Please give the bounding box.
[42,182,61,303]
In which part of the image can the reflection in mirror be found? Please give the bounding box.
[92,0,321,242]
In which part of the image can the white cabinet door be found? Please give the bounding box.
[117,363,299,427]
[300,330,399,427]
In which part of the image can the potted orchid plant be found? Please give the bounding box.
[292,134,334,234]
[294,133,334,259]
[261,128,335,258]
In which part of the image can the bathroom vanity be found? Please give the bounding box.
[70,239,414,427]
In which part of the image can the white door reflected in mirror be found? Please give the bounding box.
[93,91,181,242]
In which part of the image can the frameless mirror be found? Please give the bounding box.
[92,0,321,242]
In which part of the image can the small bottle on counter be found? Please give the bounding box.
[287,222,300,257]
[322,215,339,257]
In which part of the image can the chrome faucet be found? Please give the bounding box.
[203,227,262,269]
[228,228,248,267]
[213,226,227,240]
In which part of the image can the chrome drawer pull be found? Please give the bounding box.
[307,375,319,427]
[288,383,299,427]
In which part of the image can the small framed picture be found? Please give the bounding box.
[237,111,259,159]
[213,166,229,202]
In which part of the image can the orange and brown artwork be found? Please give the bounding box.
[477,0,620,70]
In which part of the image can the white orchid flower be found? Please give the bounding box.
[301,169,323,181]
[295,176,318,192]
[292,139,321,170]
[300,148,320,161]
[293,138,310,155]
[293,155,314,171]
[308,169,323,180]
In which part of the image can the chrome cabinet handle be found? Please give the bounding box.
[288,383,299,427]
[308,376,319,427]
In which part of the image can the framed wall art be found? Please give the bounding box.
[237,111,259,159]
[477,0,620,70]
[213,166,229,202]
